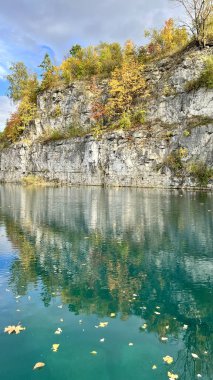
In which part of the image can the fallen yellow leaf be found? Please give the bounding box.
[33,362,45,370]
[110,313,116,318]
[4,325,26,335]
[52,344,60,352]
[163,355,174,364]
[142,323,147,329]
[99,322,108,328]
[90,351,97,355]
[168,371,179,379]
[54,328,62,335]
[152,365,157,370]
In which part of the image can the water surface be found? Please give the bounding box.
[0,185,212,380]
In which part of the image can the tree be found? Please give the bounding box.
[106,41,148,124]
[5,62,38,141]
[97,42,122,77]
[39,53,53,76]
[171,0,213,46]
[39,53,61,91]
[7,62,29,102]
[144,19,189,58]
[69,44,82,57]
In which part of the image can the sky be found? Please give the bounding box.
[0,0,184,131]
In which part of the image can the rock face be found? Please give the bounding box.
[0,47,213,189]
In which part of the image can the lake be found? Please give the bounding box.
[0,185,212,380]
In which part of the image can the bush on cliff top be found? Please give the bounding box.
[185,56,213,91]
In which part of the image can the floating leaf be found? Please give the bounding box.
[58,305,63,309]
[161,337,168,341]
[90,351,97,355]
[128,342,134,346]
[152,365,157,370]
[33,362,45,370]
[168,371,179,379]
[55,328,62,335]
[183,324,188,330]
[191,353,199,359]
[154,311,161,315]
[4,325,26,335]
[110,313,116,318]
[141,323,147,329]
[166,325,170,330]
[60,319,64,322]
[163,356,174,364]
[52,344,60,352]
[197,375,202,378]
[100,338,105,342]
[99,322,108,328]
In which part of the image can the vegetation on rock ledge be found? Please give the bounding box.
[0,0,212,145]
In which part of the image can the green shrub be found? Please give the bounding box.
[131,110,146,125]
[185,57,213,92]
[183,129,190,137]
[41,129,66,143]
[164,150,183,172]
[118,113,132,129]
[187,161,213,186]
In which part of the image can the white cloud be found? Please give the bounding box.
[0,96,16,131]
[0,0,185,62]
[0,65,7,80]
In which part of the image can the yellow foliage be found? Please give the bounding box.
[40,66,61,91]
[145,19,189,58]
[106,41,148,121]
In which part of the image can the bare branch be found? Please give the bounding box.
[170,0,213,46]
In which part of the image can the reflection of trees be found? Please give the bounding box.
[0,185,212,379]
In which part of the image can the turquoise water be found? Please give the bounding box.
[0,185,212,380]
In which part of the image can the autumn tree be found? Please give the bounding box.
[171,0,213,46]
[144,19,189,58]
[106,41,148,127]
[39,53,61,90]
[97,42,122,77]
[7,62,29,102]
[5,62,38,142]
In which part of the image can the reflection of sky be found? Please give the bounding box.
[0,225,17,284]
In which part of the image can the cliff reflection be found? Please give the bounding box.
[0,185,212,379]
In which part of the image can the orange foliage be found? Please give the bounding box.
[4,111,23,142]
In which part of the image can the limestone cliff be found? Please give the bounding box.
[0,47,213,189]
